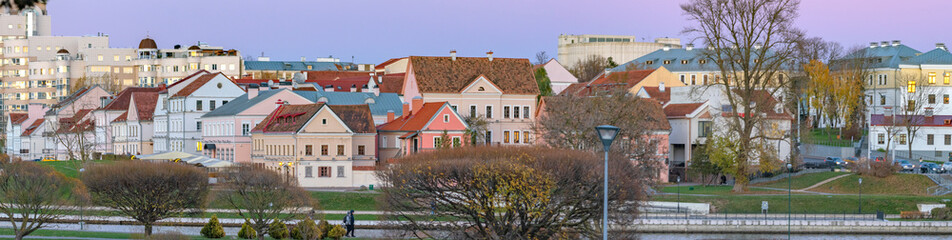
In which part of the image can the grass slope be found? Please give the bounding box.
[756,171,850,190]
[651,194,946,214]
[813,173,936,196]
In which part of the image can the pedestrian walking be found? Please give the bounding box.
[343,210,356,237]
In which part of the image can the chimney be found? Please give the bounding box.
[377,75,383,83]
[659,82,666,92]
[411,96,423,114]
[892,40,901,46]
[486,51,493,61]
[402,103,410,116]
[754,42,763,49]
[387,110,395,122]
[247,83,259,99]
[324,85,334,92]
[663,45,671,51]
[27,103,46,120]
[686,44,694,51]
[300,56,306,61]
[450,50,457,61]
[349,86,357,92]
[880,41,888,47]
[275,99,284,109]
[938,43,947,51]
[884,106,893,117]
[870,42,878,48]
[926,107,935,118]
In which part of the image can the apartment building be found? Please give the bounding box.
[558,34,681,70]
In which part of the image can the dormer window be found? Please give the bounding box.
[681,60,689,64]
[646,60,654,65]
[699,59,707,64]
[663,60,671,64]
[478,87,485,91]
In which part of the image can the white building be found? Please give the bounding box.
[558,34,680,69]
[152,72,245,155]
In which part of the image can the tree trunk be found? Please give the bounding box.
[144,223,152,236]
[15,232,23,240]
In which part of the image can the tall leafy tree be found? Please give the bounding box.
[534,68,553,98]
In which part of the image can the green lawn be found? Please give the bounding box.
[651,193,948,214]
[806,129,855,147]
[813,173,936,196]
[660,185,779,195]
[311,191,379,211]
[756,171,850,190]
[0,228,131,239]
[37,160,113,179]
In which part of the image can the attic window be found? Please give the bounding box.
[478,87,485,91]
[681,60,688,64]
[946,119,952,125]
[699,59,707,64]
[663,60,671,64]
[646,60,654,65]
[322,119,327,125]
[443,114,449,123]
[217,83,223,88]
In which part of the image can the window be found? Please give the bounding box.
[691,75,697,85]
[242,123,250,135]
[698,121,713,137]
[358,145,365,155]
[514,131,521,143]
[899,134,907,145]
[97,55,103,61]
[196,121,202,131]
[322,119,327,124]
[337,145,344,155]
[929,134,935,145]
[523,106,530,119]
[679,75,685,83]
[305,145,313,156]
[450,105,457,111]
[305,166,313,177]
[682,60,689,64]
[321,145,328,156]
[664,60,671,65]
[223,100,228,105]
[486,106,493,118]
[908,80,916,93]
[877,133,885,144]
[946,135,951,145]
[443,114,449,123]
[523,131,529,143]
[929,72,937,84]
[338,166,345,177]
[453,137,462,147]
[908,100,916,112]
[504,106,511,119]
[514,106,520,118]
[196,100,202,111]
[210,100,216,110]
[930,94,937,104]
[381,136,388,148]
[946,73,950,84]
[486,131,492,144]
[880,95,886,105]
[319,167,331,177]
[470,105,477,116]
[434,137,443,148]
[504,131,510,143]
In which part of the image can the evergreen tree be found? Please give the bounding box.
[200,215,225,238]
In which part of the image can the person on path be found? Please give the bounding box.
[343,210,356,237]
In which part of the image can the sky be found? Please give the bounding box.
[47,0,952,64]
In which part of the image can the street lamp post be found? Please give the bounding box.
[676,176,681,216]
[859,178,863,214]
[787,163,792,239]
[595,125,619,240]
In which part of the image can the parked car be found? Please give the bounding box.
[845,157,858,164]
[942,162,952,173]
[921,162,941,173]
[874,157,886,162]
[825,157,844,167]
[898,160,915,171]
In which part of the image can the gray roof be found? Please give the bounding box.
[905,48,952,65]
[844,44,921,68]
[612,48,720,73]
[202,89,403,118]
[244,61,355,71]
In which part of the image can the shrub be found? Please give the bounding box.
[327,224,346,240]
[269,219,289,239]
[200,215,225,238]
[317,219,331,237]
[238,219,257,239]
[932,208,952,220]
[850,159,900,178]
[901,211,924,219]
[291,217,321,240]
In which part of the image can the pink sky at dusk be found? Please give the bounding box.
[48,0,952,64]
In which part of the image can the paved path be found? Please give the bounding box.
[799,173,852,191]
[0,236,119,240]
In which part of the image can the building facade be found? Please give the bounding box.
[558,34,680,69]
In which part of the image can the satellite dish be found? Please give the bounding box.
[292,72,305,83]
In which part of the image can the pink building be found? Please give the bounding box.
[377,99,468,161]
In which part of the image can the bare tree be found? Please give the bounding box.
[72,73,123,94]
[570,55,610,82]
[377,147,648,239]
[463,114,490,145]
[895,73,941,161]
[682,0,805,192]
[534,51,550,65]
[218,166,312,240]
[0,161,82,240]
[82,161,209,236]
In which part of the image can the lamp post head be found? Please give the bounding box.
[859,178,862,184]
[595,125,620,151]
[787,163,792,169]
[278,162,284,166]
[676,176,681,183]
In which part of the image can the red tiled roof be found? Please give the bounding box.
[375,58,405,70]
[172,72,236,98]
[664,103,705,118]
[644,100,671,131]
[408,56,539,95]
[641,87,671,104]
[9,113,28,125]
[52,86,92,109]
[21,118,44,136]
[252,103,375,134]
[302,71,371,81]
[132,92,159,121]
[233,78,276,85]
[101,87,162,111]
[112,112,128,123]
[58,109,94,133]
[377,102,445,131]
[378,73,406,94]
[561,69,658,97]
[353,166,376,171]
[167,70,211,88]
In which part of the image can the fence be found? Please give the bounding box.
[641,211,886,222]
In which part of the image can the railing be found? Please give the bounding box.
[640,211,886,222]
